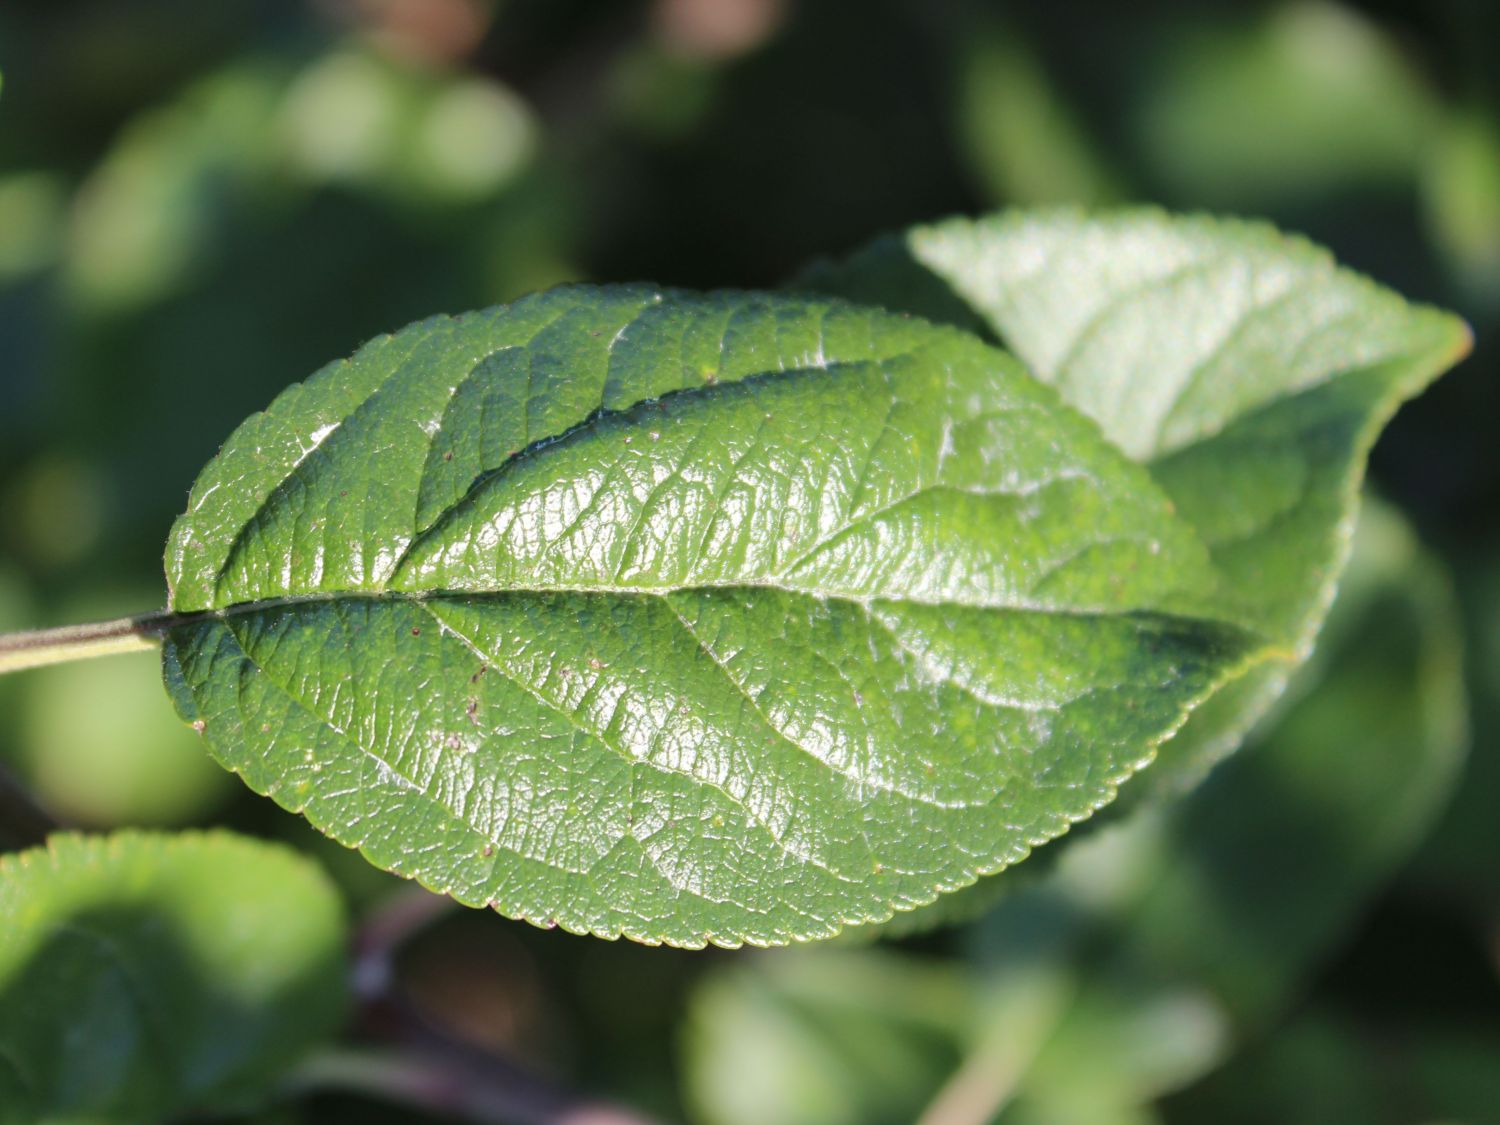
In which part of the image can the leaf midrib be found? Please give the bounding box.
[184,583,1264,820]
[168,584,1261,639]
[179,584,1261,812]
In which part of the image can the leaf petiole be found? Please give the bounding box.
[0,610,181,675]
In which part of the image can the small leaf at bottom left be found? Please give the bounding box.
[0,830,347,1124]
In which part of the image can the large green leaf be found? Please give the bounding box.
[162,284,1259,948]
[0,830,347,1123]
[799,208,1469,800]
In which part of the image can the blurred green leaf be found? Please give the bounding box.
[1132,1,1438,205]
[1164,1010,1500,1125]
[1424,109,1500,305]
[0,567,33,635]
[0,830,348,1123]
[19,644,231,827]
[0,171,65,281]
[64,62,283,312]
[277,51,407,187]
[1404,548,1500,920]
[683,948,970,1125]
[409,77,535,203]
[6,454,105,568]
[609,45,720,140]
[954,22,1119,207]
[279,49,537,205]
[61,46,541,316]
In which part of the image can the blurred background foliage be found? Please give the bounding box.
[0,0,1497,1121]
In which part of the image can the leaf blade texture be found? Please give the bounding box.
[799,207,1470,797]
[163,283,1258,947]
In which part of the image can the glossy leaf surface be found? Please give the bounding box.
[800,207,1470,798]
[162,284,1255,947]
[0,831,347,1123]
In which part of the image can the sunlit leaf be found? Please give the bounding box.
[801,207,1468,800]
[162,210,1463,948]
[162,282,1257,948]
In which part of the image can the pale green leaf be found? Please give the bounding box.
[799,207,1469,802]
[162,284,1256,948]
[0,830,347,1124]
